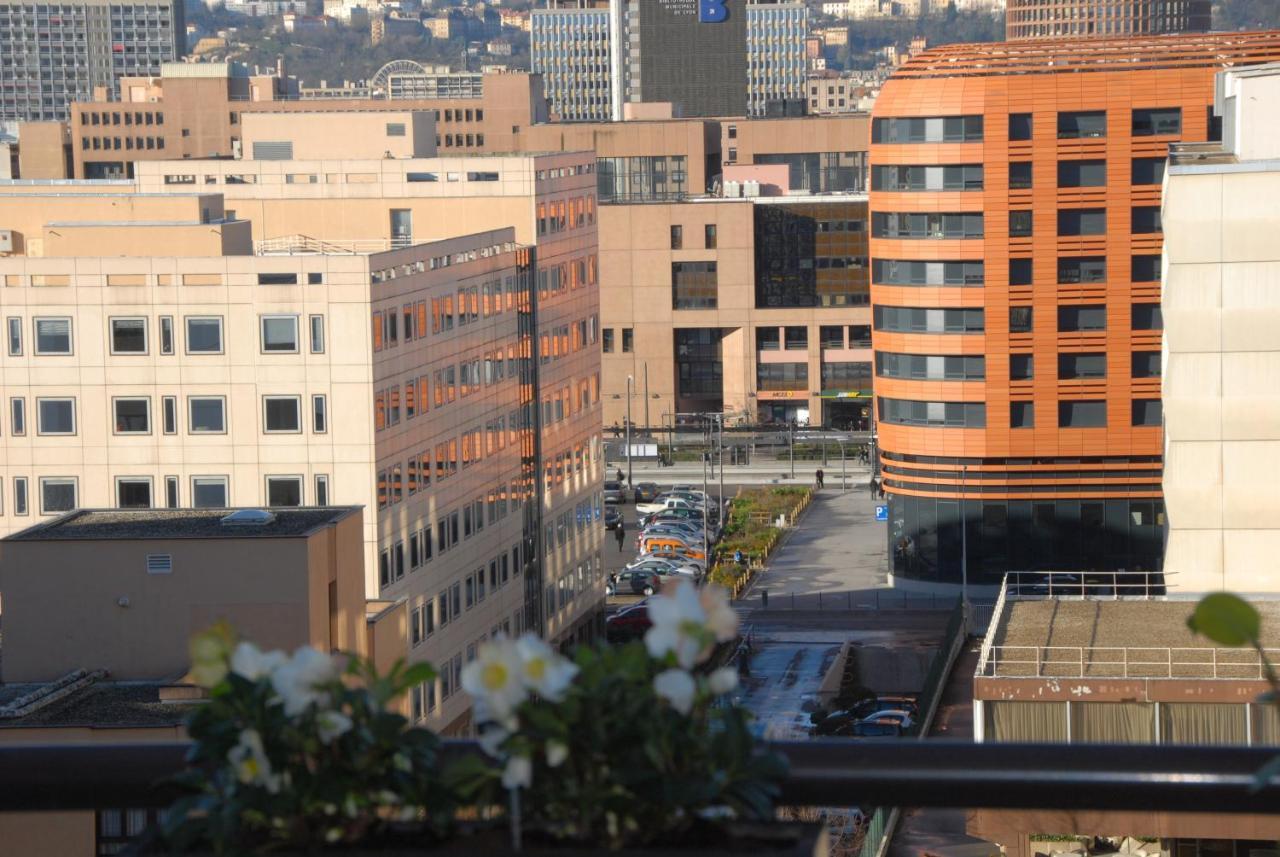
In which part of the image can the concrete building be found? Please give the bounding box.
[973,582,1280,857]
[69,65,547,178]
[1163,64,1280,594]
[531,0,808,122]
[868,33,1280,587]
[0,0,185,122]
[0,146,606,728]
[1006,0,1210,40]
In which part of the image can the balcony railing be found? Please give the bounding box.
[4,741,1280,815]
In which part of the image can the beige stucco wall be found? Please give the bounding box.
[0,811,94,857]
[0,193,222,257]
[1163,165,1280,593]
[42,221,252,258]
[16,121,70,180]
[241,110,437,161]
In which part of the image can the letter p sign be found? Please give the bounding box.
[699,0,728,23]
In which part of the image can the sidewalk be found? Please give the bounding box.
[738,488,891,607]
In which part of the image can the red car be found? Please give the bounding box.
[605,602,652,643]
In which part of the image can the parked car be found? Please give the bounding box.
[847,721,902,738]
[633,552,707,574]
[842,696,919,720]
[606,569,660,597]
[605,602,652,642]
[637,535,707,562]
[604,506,622,530]
[625,556,701,578]
[812,711,861,736]
[603,481,625,505]
[636,496,702,517]
[859,709,915,730]
[640,507,712,527]
[633,482,661,503]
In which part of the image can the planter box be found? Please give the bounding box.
[131,822,827,857]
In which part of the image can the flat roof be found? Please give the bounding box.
[893,30,1280,78]
[0,683,192,729]
[5,507,361,542]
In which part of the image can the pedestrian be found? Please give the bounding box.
[612,421,621,439]
[734,548,745,569]
[869,475,879,498]
[615,466,624,484]
[815,468,825,489]
[615,518,626,551]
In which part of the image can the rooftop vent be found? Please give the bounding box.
[220,509,277,527]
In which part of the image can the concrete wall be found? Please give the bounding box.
[241,110,438,160]
[16,121,70,179]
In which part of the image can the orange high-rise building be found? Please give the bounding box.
[868,33,1280,585]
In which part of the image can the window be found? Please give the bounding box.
[159,316,174,355]
[874,306,985,333]
[785,326,808,351]
[386,122,406,136]
[1009,259,1033,287]
[1132,399,1162,426]
[602,329,614,353]
[1010,354,1033,380]
[1009,307,1033,333]
[670,225,683,249]
[878,398,986,427]
[264,396,302,433]
[1131,207,1162,234]
[1009,211,1033,238]
[307,272,323,285]
[189,396,227,433]
[10,398,25,435]
[113,397,151,434]
[266,476,303,507]
[1058,210,1106,237]
[315,474,329,506]
[37,398,76,435]
[162,396,177,434]
[705,224,717,249]
[34,317,72,354]
[872,260,984,287]
[757,327,780,351]
[309,315,325,354]
[672,262,717,309]
[1131,255,1161,282]
[39,477,77,515]
[192,476,228,508]
[1009,162,1032,189]
[165,476,179,509]
[621,328,633,353]
[876,352,985,380]
[756,362,808,391]
[871,115,983,143]
[1132,351,1161,378]
[256,272,297,286]
[1058,160,1106,188]
[1058,353,1107,379]
[1059,400,1107,428]
[1058,257,1107,283]
[1057,111,1107,139]
[1132,108,1181,137]
[872,212,984,239]
[186,317,223,353]
[1009,113,1032,141]
[116,477,152,509]
[312,395,327,434]
[1058,305,1107,332]
[6,317,21,355]
[1011,402,1035,428]
[261,315,299,353]
[871,164,984,191]
[1132,303,1163,330]
[13,476,27,515]
[1132,157,1166,186]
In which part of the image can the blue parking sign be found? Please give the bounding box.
[874,504,888,522]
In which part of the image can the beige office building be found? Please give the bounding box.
[1163,64,1280,593]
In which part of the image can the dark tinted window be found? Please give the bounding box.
[1010,354,1033,380]
[1132,303,1163,330]
[1131,157,1166,186]
[1058,353,1107,379]
[1009,259,1033,287]
[1009,306,1033,333]
[1058,210,1106,236]
[1059,400,1107,428]
[1132,351,1161,378]
[872,115,983,143]
[1131,255,1161,282]
[1132,108,1181,136]
[1058,160,1106,187]
[1131,206,1162,234]
[1132,399,1162,426]
[873,259,984,286]
[1010,401,1034,428]
[874,306,984,333]
[1057,111,1107,139]
[1058,305,1107,332]
[1009,161,1032,189]
[1009,211,1033,237]
[1009,113,1033,141]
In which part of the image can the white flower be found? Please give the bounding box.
[227,728,282,793]
[546,740,569,768]
[229,641,288,682]
[316,710,353,744]
[700,586,740,643]
[461,637,528,721]
[271,646,339,716]
[516,634,579,701]
[653,668,697,715]
[477,722,510,758]
[707,667,738,696]
[502,755,533,790]
[644,581,709,669]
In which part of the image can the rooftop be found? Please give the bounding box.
[0,682,193,729]
[4,507,360,542]
[893,30,1280,78]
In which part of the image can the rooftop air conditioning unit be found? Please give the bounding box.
[0,230,13,253]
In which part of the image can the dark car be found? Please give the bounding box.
[633,482,661,503]
[605,602,651,642]
[812,711,861,736]
[604,506,622,530]
[847,721,902,738]
[606,569,659,597]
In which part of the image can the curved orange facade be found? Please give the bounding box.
[868,32,1280,584]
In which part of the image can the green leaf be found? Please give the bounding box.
[1252,754,1280,794]
[1188,593,1261,647]
[399,661,437,690]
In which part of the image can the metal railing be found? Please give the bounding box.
[753,590,960,611]
[5,741,1280,816]
[255,235,398,255]
[980,644,1280,680]
[1004,569,1168,601]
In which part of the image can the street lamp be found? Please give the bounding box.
[625,375,633,487]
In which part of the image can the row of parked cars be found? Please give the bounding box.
[811,695,919,738]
